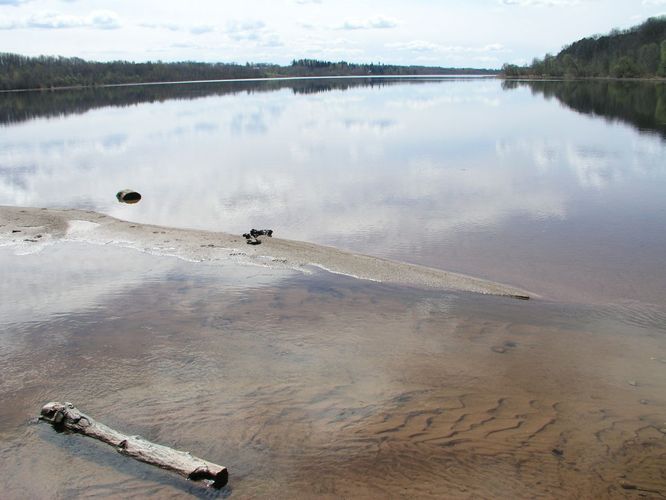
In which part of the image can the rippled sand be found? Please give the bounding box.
[0,242,664,498]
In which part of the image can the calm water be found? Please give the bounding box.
[2,78,666,304]
[1,78,666,498]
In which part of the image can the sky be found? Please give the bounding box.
[1,0,665,68]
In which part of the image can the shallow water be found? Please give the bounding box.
[1,78,666,498]
[1,244,665,498]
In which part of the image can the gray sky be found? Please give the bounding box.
[1,0,665,68]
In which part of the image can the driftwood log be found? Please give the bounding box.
[40,402,228,488]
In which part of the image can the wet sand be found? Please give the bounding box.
[0,206,530,299]
[0,242,665,498]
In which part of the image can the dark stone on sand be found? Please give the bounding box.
[12,229,20,233]
[619,480,637,490]
[250,229,273,238]
[116,189,142,204]
[551,448,564,457]
[243,228,273,245]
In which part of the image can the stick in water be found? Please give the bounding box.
[39,402,228,488]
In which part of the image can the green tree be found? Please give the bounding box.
[531,57,545,76]
[501,63,521,77]
[562,54,579,77]
[506,17,666,78]
[611,56,641,78]
[638,43,660,74]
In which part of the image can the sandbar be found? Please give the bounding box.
[0,206,530,299]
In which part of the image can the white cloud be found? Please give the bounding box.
[226,19,265,40]
[0,10,121,30]
[337,17,398,30]
[387,41,505,54]
[140,21,180,31]
[140,22,214,35]
[190,25,214,35]
[501,0,581,5]
[0,0,662,67]
[224,19,283,47]
[386,40,439,52]
[85,11,120,30]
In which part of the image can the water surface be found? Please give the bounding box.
[1,78,666,498]
[1,78,666,304]
[0,244,665,498]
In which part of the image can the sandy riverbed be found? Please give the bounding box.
[0,246,664,498]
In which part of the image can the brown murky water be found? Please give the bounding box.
[1,243,665,498]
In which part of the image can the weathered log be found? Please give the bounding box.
[39,402,228,488]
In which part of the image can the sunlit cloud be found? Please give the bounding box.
[223,19,283,47]
[336,17,398,30]
[0,0,662,67]
[140,21,215,35]
[387,41,505,54]
[500,0,581,5]
[190,25,214,35]
[0,10,120,30]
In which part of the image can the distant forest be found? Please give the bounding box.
[503,16,666,78]
[0,54,497,91]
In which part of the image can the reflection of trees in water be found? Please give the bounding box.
[503,80,666,140]
[0,78,435,126]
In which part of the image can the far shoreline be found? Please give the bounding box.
[2,74,665,94]
[0,73,496,94]
[502,75,666,82]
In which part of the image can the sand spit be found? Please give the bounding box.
[0,206,530,299]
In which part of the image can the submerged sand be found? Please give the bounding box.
[0,247,664,498]
[0,206,530,299]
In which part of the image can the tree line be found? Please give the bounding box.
[502,16,666,78]
[0,54,497,91]
[287,59,496,77]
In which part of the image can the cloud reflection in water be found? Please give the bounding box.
[1,78,665,302]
